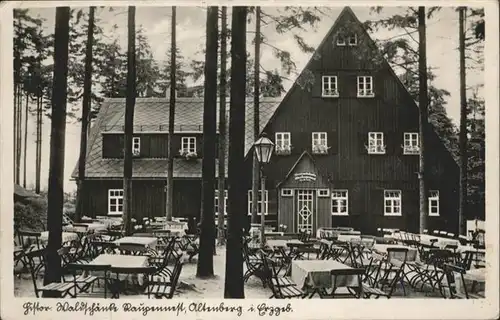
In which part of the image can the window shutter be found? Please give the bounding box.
[329,131,338,154]
[359,132,366,154]
[312,74,322,97]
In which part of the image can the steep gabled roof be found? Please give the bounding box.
[277,151,316,187]
[245,6,458,169]
[73,97,281,179]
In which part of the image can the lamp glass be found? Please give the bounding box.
[253,136,275,164]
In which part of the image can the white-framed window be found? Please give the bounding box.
[403,132,420,155]
[348,34,358,46]
[429,190,439,216]
[331,190,348,215]
[214,190,228,216]
[108,189,124,215]
[318,189,330,197]
[132,137,141,156]
[248,190,269,215]
[181,137,196,154]
[357,76,374,97]
[336,35,346,46]
[384,190,402,216]
[322,76,339,97]
[312,132,328,154]
[366,132,386,154]
[275,132,292,155]
[281,189,293,197]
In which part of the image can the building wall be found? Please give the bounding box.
[101,133,220,159]
[241,9,460,234]
[81,179,203,220]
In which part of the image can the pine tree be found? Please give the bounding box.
[224,6,248,299]
[251,7,261,227]
[197,6,219,278]
[166,7,176,222]
[75,6,96,222]
[122,6,137,236]
[217,7,228,246]
[43,6,71,294]
[458,7,467,235]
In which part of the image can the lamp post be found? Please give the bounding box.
[253,133,274,248]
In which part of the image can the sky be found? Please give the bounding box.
[15,5,484,193]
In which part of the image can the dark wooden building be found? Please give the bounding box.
[71,97,280,223]
[73,7,459,234]
[241,7,459,235]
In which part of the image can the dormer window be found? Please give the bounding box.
[312,132,329,155]
[336,33,357,46]
[357,76,374,97]
[275,132,292,155]
[322,76,339,97]
[403,133,420,155]
[132,137,140,156]
[348,34,358,46]
[366,132,386,154]
[336,35,346,46]
[180,136,197,157]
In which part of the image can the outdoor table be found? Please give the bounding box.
[291,260,359,298]
[164,228,186,237]
[114,236,157,249]
[40,231,79,244]
[266,239,304,248]
[89,254,149,285]
[455,268,486,296]
[316,228,337,239]
[83,223,108,232]
[419,234,460,248]
[372,244,418,262]
[337,234,361,242]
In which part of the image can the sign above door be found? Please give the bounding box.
[294,172,317,182]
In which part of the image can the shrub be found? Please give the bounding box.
[14,198,48,232]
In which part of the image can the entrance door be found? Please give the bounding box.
[296,189,314,233]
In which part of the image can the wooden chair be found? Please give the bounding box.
[111,266,157,298]
[261,256,306,299]
[146,260,183,299]
[324,268,365,298]
[242,241,265,285]
[66,262,112,298]
[367,248,407,298]
[118,243,148,255]
[18,230,44,252]
[26,249,75,298]
[441,263,484,299]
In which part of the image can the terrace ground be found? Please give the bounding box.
[14,244,439,299]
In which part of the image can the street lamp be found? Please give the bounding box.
[253,133,274,248]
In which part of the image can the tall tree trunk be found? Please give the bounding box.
[23,92,29,188]
[418,7,429,234]
[13,84,18,184]
[43,6,70,294]
[35,94,42,194]
[197,6,219,278]
[458,7,467,235]
[251,7,261,228]
[75,6,95,222]
[166,6,176,222]
[16,88,22,185]
[224,6,247,299]
[122,6,136,236]
[217,7,228,246]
